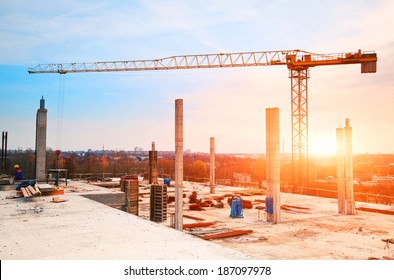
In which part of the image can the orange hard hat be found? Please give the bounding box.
[14,164,20,169]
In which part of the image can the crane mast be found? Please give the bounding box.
[28,49,377,188]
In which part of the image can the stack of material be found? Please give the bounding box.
[124,178,139,215]
[0,175,12,186]
[150,184,167,222]
[20,185,41,197]
[15,180,41,197]
[242,200,253,209]
[189,203,202,211]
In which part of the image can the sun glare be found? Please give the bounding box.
[309,139,337,155]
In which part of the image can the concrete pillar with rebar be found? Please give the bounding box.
[266,107,281,224]
[336,127,346,214]
[175,99,183,231]
[210,137,215,194]
[35,96,47,181]
[345,119,355,215]
[149,141,158,184]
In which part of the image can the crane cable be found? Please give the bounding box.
[56,74,66,150]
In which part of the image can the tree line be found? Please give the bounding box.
[4,149,394,185]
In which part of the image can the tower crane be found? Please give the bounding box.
[28,49,377,187]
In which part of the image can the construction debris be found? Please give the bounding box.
[0,174,12,185]
[281,204,310,210]
[200,200,213,207]
[280,205,309,213]
[183,214,204,221]
[368,256,394,260]
[18,186,64,197]
[5,195,21,199]
[51,197,67,203]
[189,203,202,211]
[242,200,253,209]
[188,228,230,236]
[183,222,216,229]
[357,207,394,215]
[199,229,253,240]
[225,236,268,243]
[382,237,394,244]
[189,191,199,203]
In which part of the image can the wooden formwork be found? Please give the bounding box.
[123,178,139,215]
[150,184,167,222]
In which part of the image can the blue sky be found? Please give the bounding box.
[0,0,393,154]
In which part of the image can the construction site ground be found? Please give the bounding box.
[1,180,393,260]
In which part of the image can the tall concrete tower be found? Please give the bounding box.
[266,107,281,224]
[35,96,47,180]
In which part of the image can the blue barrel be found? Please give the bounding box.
[163,178,171,186]
[230,196,243,218]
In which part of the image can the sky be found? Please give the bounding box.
[0,0,393,154]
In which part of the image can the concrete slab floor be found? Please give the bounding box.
[1,180,393,260]
[161,183,394,260]
[0,182,250,260]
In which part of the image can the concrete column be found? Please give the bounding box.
[266,108,281,224]
[345,119,355,215]
[175,99,183,231]
[149,141,158,184]
[209,137,215,194]
[336,127,345,214]
[35,96,47,181]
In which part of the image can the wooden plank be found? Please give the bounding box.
[34,185,41,195]
[381,238,394,244]
[200,230,253,240]
[25,187,33,197]
[27,186,37,196]
[40,189,65,196]
[281,204,310,210]
[183,222,216,229]
[21,187,30,197]
[357,207,394,215]
[183,214,204,221]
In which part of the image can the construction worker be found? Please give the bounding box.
[14,164,23,181]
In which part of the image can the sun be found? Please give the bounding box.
[309,138,337,156]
